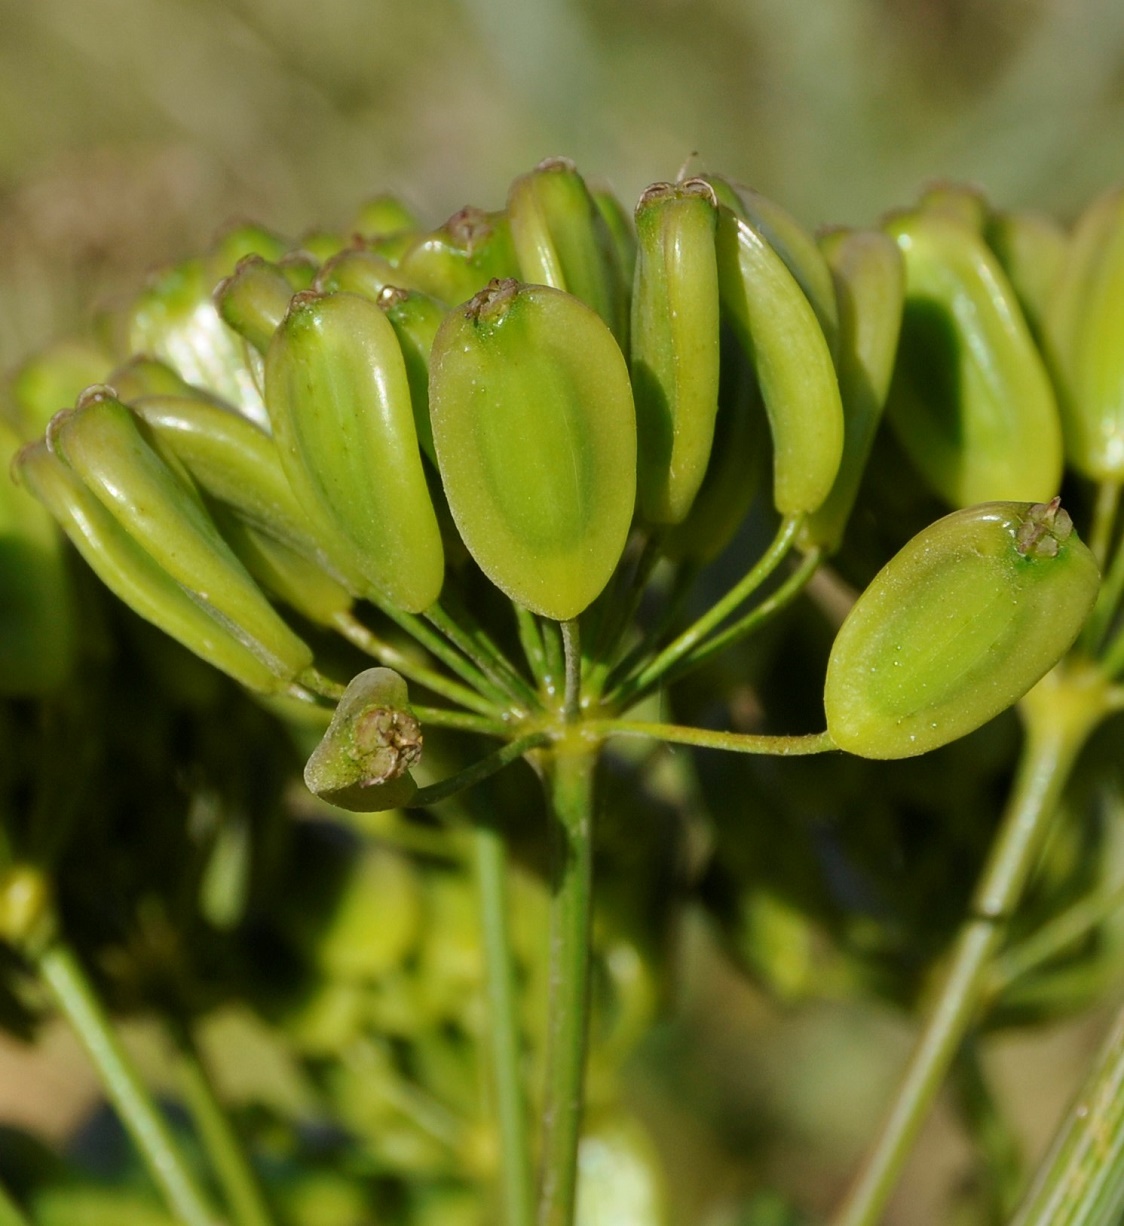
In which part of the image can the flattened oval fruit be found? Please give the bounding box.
[824,500,1099,758]
[429,279,636,621]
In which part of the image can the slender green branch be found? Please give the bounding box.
[542,620,565,696]
[561,621,581,722]
[586,532,662,682]
[830,665,1112,1226]
[411,732,551,807]
[298,668,346,701]
[1089,479,1121,572]
[332,612,504,717]
[602,558,699,694]
[537,746,597,1226]
[1082,518,1124,656]
[515,605,550,693]
[474,824,535,1226]
[952,1042,1023,1221]
[1010,995,1124,1226]
[173,1026,274,1226]
[616,514,802,698]
[427,602,539,710]
[411,706,513,736]
[37,943,221,1226]
[588,720,835,757]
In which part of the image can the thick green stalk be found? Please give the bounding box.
[37,943,221,1226]
[537,742,597,1226]
[474,824,535,1226]
[830,664,1111,1226]
[1010,996,1124,1226]
[173,1027,274,1226]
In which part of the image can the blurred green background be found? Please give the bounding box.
[4,0,1124,375]
[2,2,1124,1221]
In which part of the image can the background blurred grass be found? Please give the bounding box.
[4,0,1124,373]
[2,2,1124,1221]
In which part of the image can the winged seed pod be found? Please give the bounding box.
[429,279,636,621]
[507,157,630,345]
[15,439,306,693]
[630,179,721,525]
[47,389,314,685]
[824,499,1099,759]
[801,228,905,554]
[264,291,444,613]
[715,207,843,517]
[885,209,1062,506]
[1044,185,1124,480]
[304,668,421,812]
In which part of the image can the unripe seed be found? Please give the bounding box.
[824,499,1099,759]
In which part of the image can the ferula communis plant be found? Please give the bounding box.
[12,163,1124,1226]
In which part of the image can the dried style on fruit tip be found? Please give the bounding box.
[508,156,630,346]
[801,228,905,553]
[304,668,421,812]
[716,206,844,517]
[885,208,1063,506]
[264,290,445,614]
[215,254,314,356]
[429,279,636,621]
[824,499,1099,759]
[631,179,721,525]
[43,389,314,687]
[397,205,518,306]
[15,439,306,694]
[1044,185,1124,481]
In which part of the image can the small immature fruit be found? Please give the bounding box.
[429,279,636,621]
[716,207,844,516]
[885,209,1062,506]
[398,206,518,306]
[630,179,721,525]
[264,290,444,613]
[824,499,1099,759]
[304,668,421,812]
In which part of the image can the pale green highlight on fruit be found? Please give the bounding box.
[429,279,636,621]
[16,439,299,693]
[802,229,905,553]
[631,180,721,525]
[508,157,630,345]
[377,286,445,466]
[886,210,1063,505]
[304,667,421,812]
[264,291,444,613]
[716,208,843,516]
[48,391,313,684]
[1044,186,1124,480]
[824,500,1099,759]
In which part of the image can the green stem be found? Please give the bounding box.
[588,720,835,756]
[1082,520,1124,656]
[427,603,539,710]
[410,706,512,736]
[830,665,1110,1226]
[37,943,221,1226]
[1089,480,1120,572]
[474,824,535,1226]
[0,1181,29,1226]
[952,1041,1022,1222]
[515,605,550,692]
[537,745,597,1226]
[411,732,552,807]
[542,620,565,696]
[173,1026,274,1226]
[618,514,801,698]
[561,621,581,722]
[332,612,503,718]
[1010,995,1124,1226]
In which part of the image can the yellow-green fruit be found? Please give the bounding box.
[886,209,1062,505]
[825,500,1098,759]
[429,279,636,621]
[630,179,721,525]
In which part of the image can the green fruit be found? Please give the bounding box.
[825,500,1099,759]
[398,205,518,305]
[429,279,636,621]
[716,207,843,516]
[630,179,721,525]
[885,209,1062,505]
[264,290,445,612]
